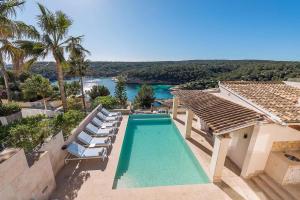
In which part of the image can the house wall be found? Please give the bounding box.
[227,126,254,169]
[241,123,300,178]
[0,149,56,200]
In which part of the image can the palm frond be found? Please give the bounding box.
[55,10,72,42]
[0,0,24,18]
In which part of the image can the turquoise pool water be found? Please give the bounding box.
[113,114,209,189]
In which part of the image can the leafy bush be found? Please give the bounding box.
[0,110,86,152]
[0,115,48,152]
[22,75,53,108]
[0,103,21,116]
[65,81,81,96]
[92,96,118,109]
[67,96,83,110]
[52,110,85,137]
[87,85,110,100]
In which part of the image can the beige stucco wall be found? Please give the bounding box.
[241,123,300,178]
[265,151,300,185]
[0,149,56,200]
[40,132,66,175]
[228,126,254,169]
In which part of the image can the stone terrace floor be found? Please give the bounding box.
[50,114,268,200]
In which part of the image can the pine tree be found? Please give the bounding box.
[114,76,127,108]
[133,84,155,109]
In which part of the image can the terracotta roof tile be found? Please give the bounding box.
[172,90,263,134]
[221,81,300,123]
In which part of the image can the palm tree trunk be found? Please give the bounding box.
[0,59,12,102]
[54,56,68,111]
[80,76,86,113]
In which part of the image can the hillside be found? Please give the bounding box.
[29,60,300,89]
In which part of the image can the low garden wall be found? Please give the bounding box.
[21,108,59,118]
[0,111,22,125]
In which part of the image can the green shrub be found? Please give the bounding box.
[92,96,118,109]
[52,110,85,137]
[0,110,86,152]
[0,103,21,117]
[87,85,110,100]
[0,115,48,152]
[67,96,83,110]
[65,81,81,96]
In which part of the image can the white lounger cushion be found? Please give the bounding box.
[86,123,111,134]
[78,131,110,146]
[102,108,121,117]
[97,112,118,121]
[83,147,105,157]
[92,117,115,128]
[67,142,106,158]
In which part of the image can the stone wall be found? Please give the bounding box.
[0,111,22,125]
[271,141,300,152]
[21,108,59,118]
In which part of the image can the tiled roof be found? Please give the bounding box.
[220,81,300,123]
[172,90,263,134]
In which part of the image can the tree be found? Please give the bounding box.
[22,74,53,110]
[66,36,90,112]
[114,76,127,108]
[87,85,110,100]
[0,0,39,102]
[133,84,155,109]
[18,3,83,111]
[64,81,80,96]
[92,96,118,109]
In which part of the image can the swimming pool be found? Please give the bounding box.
[113,114,209,189]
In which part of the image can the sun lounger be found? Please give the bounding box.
[92,117,118,128]
[65,142,108,163]
[86,123,118,137]
[101,107,121,117]
[77,131,112,148]
[97,111,120,122]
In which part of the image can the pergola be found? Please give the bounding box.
[172,90,264,182]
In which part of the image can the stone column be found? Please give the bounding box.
[172,97,179,119]
[185,109,194,138]
[210,134,231,182]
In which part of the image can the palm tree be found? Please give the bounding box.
[19,3,81,111]
[66,37,90,112]
[0,0,39,102]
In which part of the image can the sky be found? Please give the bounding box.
[16,0,300,61]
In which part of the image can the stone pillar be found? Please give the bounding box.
[210,134,231,182]
[241,124,262,178]
[172,97,179,119]
[185,109,194,138]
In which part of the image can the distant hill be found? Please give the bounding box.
[29,60,300,89]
